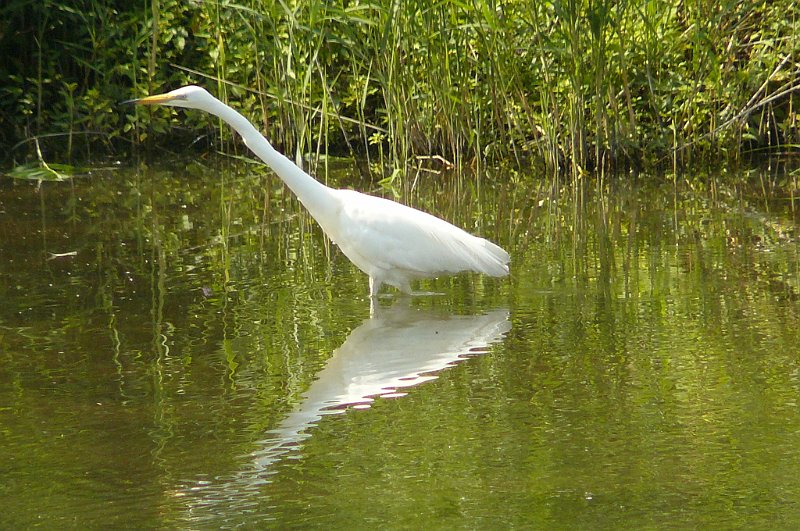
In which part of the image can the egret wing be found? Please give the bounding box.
[334,191,508,278]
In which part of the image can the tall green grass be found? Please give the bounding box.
[1,0,798,178]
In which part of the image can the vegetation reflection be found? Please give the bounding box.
[1,161,799,527]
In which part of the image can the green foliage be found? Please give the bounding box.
[1,0,798,175]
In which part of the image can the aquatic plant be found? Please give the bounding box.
[1,0,798,176]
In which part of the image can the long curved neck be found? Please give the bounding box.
[205,97,338,223]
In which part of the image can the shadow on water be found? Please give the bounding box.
[177,301,510,522]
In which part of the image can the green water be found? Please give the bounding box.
[2,161,800,528]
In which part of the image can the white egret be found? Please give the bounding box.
[129,86,509,297]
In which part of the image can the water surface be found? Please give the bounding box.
[1,161,799,527]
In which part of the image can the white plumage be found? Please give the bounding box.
[131,85,509,297]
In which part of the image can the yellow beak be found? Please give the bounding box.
[127,92,180,105]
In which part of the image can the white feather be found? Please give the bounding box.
[132,85,510,298]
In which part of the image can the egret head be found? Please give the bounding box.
[128,85,216,110]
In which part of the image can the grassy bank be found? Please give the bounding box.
[1,0,798,177]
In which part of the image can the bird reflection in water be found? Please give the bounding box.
[179,301,509,520]
[250,301,510,471]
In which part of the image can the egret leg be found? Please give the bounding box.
[397,280,413,295]
[369,277,382,298]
